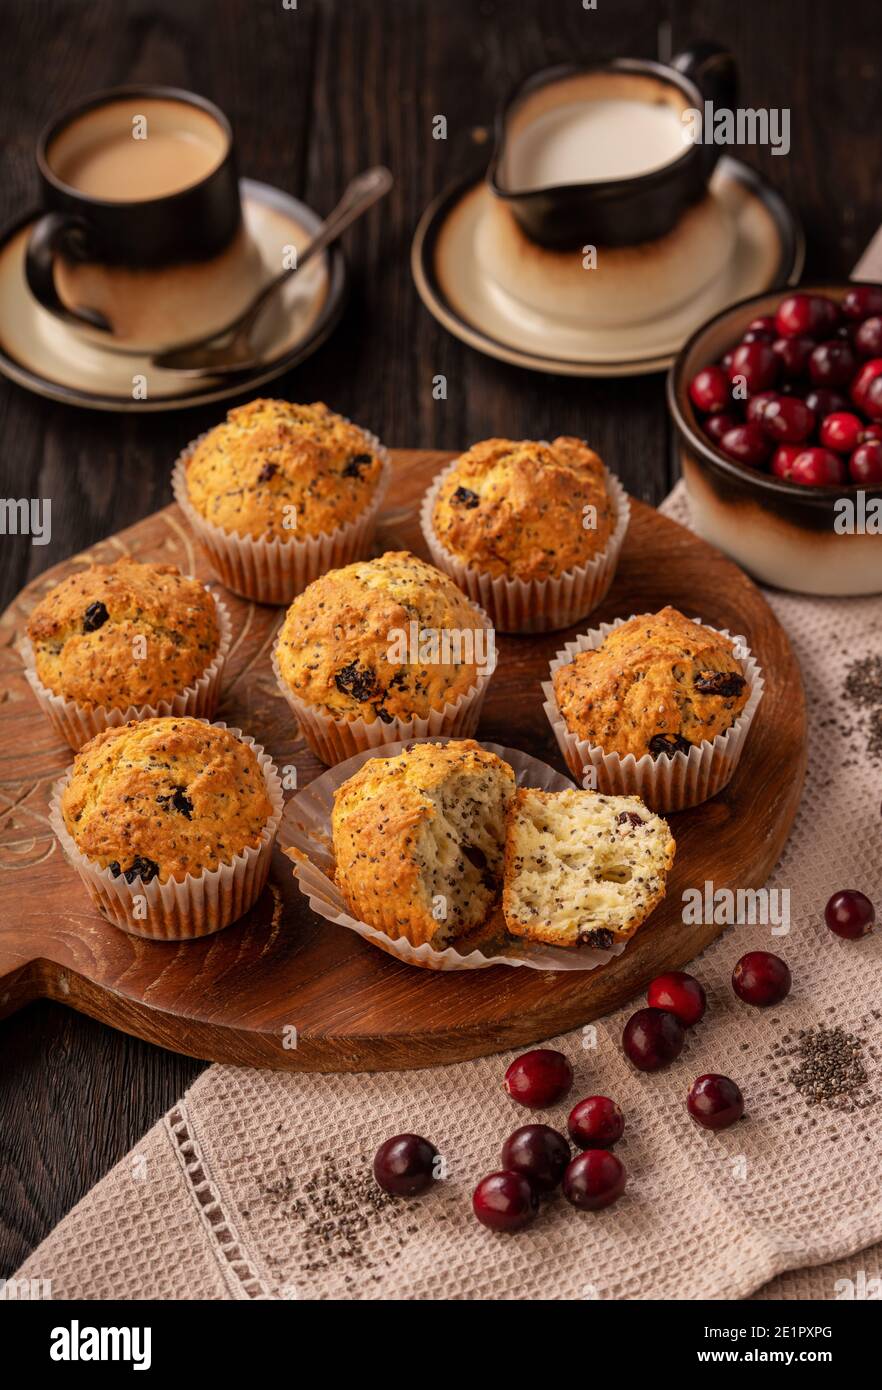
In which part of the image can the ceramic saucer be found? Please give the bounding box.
[0,179,346,411]
[412,157,803,377]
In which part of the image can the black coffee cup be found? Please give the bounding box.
[487,42,738,250]
[26,85,242,333]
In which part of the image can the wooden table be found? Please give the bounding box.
[0,0,877,1278]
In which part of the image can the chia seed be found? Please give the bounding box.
[776,1024,877,1113]
[842,655,882,761]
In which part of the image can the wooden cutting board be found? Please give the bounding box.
[0,449,806,1071]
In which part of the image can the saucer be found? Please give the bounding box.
[412,157,803,377]
[0,179,346,411]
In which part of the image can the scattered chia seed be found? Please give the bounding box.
[777,1024,877,1113]
[842,655,882,761]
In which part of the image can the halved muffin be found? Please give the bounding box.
[502,787,675,948]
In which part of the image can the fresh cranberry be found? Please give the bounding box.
[746,390,779,424]
[804,387,850,418]
[760,396,815,444]
[849,440,882,484]
[842,285,882,321]
[746,314,777,336]
[854,317,882,358]
[720,423,771,467]
[647,970,707,1027]
[809,339,857,388]
[562,1150,626,1211]
[373,1134,439,1196]
[824,889,876,940]
[865,376,882,422]
[732,951,792,1007]
[771,445,801,479]
[851,359,882,417]
[720,349,735,374]
[472,1171,538,1232]
[772,334,815,379]
[702,412,741,444]
[567,1096,625,1151]
[861,423,882,443]
[500,1125,570,1193]
[741,327,774,345]
[728,341,778,394]
[622,1007,685,1071]
[775,293,839,339]
[789,448,847,486]
[687,1075,744,1131]
[689,365,730,414]
[820,411,863,453]
[504,1049,573,1109]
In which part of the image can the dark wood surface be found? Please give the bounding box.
[0,452,805,1072]
[0,0,877,1277]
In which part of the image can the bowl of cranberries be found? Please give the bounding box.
[668,283,882,595]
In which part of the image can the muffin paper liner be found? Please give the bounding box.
[542,616,764,813]
[22,589,233,753]
[271,599,497,766]
[49,720,284,941]
[419,457,631,634]
[282,736,630,971]
[172,426,391,606]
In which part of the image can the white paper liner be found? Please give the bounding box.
[49,720,284,941]
[282,736,631,972]
[21,589,233,752]
[172,424,391,606]
[542,615,764,813]
[419,456,631,633]
[271,600,498,766]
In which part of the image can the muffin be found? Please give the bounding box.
[173,398,390,604]
[502,788,675,948]
[24,559,230,750]
[421,436,629,632]
[544,607,763,811]
[331,740,515,949]
[273,550,496,764]
[51,717,283,939]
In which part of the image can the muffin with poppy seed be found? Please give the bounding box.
[273,550,496,764]
[52,716,283,939]
[544,607,763,812]
[23,558,230,750]
[421,435,629,632]
[173,398,390,604]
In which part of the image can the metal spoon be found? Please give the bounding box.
[152,166,393,376]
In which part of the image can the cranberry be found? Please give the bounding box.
[732,951,792,1007]
[689,365,730,414]
[562,1150,626,1211]
[702,412,740,444]
[820,411,863,453]
[500,1125,570,1193]
[824,889,875,940]
[720,349,735,374]
[622,1006,685,1071]
[746,314,777,336]
[373,1134,439,1196]
[865,376,882,422]
[775,293,839,339]
[720,423,771,467]
[771,445,801,479]
[760,395,815,444]
[741,327,774,345]
[861,423,882,443]
[504,1049,573,1109]
[647,970,707,1027]
[789,448,846,486]
[849,439,882,484]
[567,1096,625,1150]
[746,390,779,424]
[772,334,814,379]
[472,1171,538,1232]
[851,359,882,417]
[804,387,850,418]
[809,339,857,388]
[842,285,882,321]
[728,341,778,394]
[687,1074,744,1131]
[854,317,882,358]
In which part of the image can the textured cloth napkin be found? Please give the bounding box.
[13,484,882,1301]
